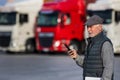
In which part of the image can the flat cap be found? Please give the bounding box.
[85,15,104,27]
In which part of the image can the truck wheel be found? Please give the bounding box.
[25,41,35,53]
[69,40,85,55]
[69,40,79,52]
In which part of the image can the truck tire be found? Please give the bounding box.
[69,40,85,55]
[69,40,79,51]
[25,39,36,53]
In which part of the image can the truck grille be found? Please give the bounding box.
[39,37,53,47]
[0,32,11,47]
[39,32,54,47]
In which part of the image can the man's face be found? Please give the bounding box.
[87,24,102,37]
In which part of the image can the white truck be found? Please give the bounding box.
[87,0,120,54]
[0,0,43,53]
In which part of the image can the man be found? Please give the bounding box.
[67,15,114,80]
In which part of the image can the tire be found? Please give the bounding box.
[69,40,86,55]
[69,41,78,50]
[69,40,79,51]
[25,40,35,53]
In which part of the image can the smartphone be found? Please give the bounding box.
[64,43,71,51]
[64,43,75,60]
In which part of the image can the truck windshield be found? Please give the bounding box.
[37,11,58,27]
[0,12,16,25]
[87,9,112,24]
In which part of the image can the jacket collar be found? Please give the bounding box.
[88,31,105,43]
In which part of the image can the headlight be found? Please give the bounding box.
[10,41,17,47]
[54,41,60,47]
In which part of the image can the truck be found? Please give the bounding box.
[0,0,43,53]
[87,0,120,54]
[35,0,86,53]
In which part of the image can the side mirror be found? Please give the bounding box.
[61,14,70,25]
[19,14,28,24]
[115,12,120,23]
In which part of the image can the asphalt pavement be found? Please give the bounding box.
[0,52,120,80]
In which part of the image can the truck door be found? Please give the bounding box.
[18,13,29,51]
[60,13,71,38]
[114,11,120,53]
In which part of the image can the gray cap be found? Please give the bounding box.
[85,15,104,27]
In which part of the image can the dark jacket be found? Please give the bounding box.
[83,32,112,80]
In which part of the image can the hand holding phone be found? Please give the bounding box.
[64,43,76,60]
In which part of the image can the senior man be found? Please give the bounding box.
[67,15,114,80]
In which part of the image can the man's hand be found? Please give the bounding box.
[67,49,78,59]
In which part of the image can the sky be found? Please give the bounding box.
[0,0,7,6]
[0,0,27,6]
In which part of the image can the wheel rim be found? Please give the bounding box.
[26,44,34,52]
[69,44,78,51]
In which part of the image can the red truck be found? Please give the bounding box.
[35,0,86,53]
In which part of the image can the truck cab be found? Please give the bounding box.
[35,0,86,53]
[0,0,43,53]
